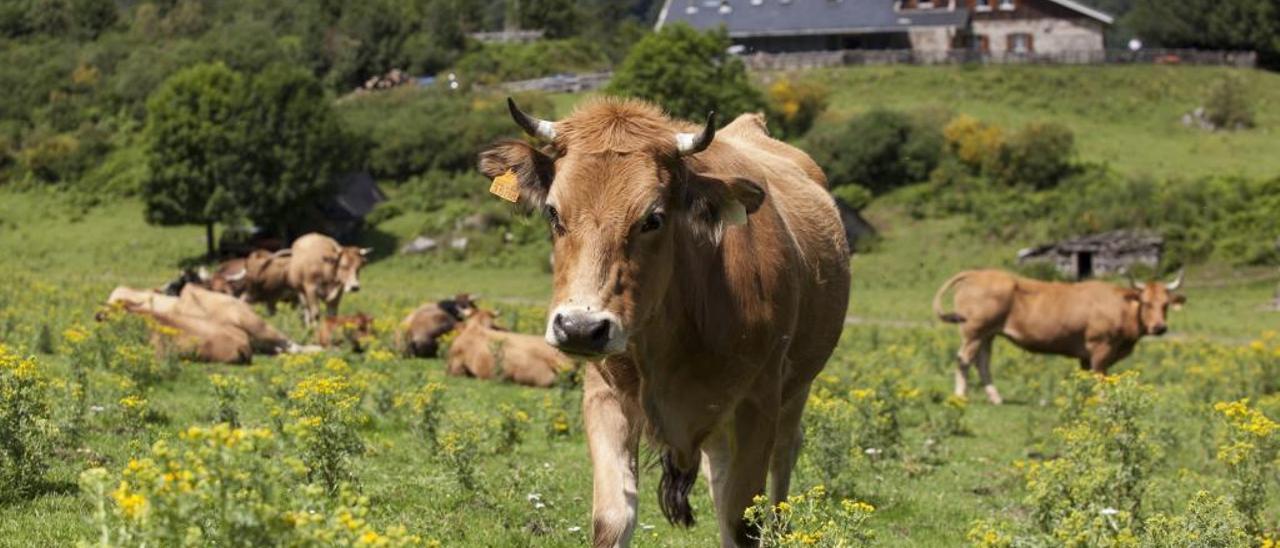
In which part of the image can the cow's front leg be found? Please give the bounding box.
[584,364,639,548]
[711,398,777,547]
[325,297,341,319]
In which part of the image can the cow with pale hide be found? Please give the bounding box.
[285,233,370,328]
[107,285,306,357]
[478,98,850,546]
[241,249,295,315]
[933,269,1187,404]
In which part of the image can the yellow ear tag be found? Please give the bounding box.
[489,170,520,203]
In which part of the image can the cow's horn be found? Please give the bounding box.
[1125,270,1142,290]
[675,111,717,156]
[224,268,247,282]
[1166,268,1185,291]
[359,247,372,256]
[508,97,556,141]
[197,266,210,281]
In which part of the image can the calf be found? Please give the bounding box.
[318,313,375,352]
[933,269,1186,404]
[446,309,571,388]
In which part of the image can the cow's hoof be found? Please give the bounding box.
[985,385,1003,405]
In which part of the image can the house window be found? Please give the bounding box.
[1007,33,1033,53]
[998,0,1015,10]
[974,0,992,11]
[976,34,990,52]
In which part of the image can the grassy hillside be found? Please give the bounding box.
[796,65,1280,181]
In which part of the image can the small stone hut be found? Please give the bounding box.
[1017,230,1162,279]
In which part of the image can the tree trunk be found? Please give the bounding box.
[206,222,216,261]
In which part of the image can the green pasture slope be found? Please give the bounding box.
[2,64,1279,546]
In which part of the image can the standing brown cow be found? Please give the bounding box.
[933,269,1186,404]
[446,309,571,388]
[479,98,850,546]
[285,233,370,328]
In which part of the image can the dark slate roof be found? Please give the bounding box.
[657,0,970,37]
[1018,230,1162,260]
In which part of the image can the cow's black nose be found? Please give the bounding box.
[551,311,612,355]
[348,285,360,293]
[1152,324,1167,335]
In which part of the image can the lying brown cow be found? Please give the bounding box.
[108,285,303,356]
[480,98,850,545]
[395,293,476,358]
[317,313,374,352]
[933,269,1186,404]
[115,304,252,365]
[446,309,571,388]
[285,233,370,328]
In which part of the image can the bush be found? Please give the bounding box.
[79,424,420,546]
[0,346,58,503]
[282,366,368,494]
[806,108,941,194]
[765,76,830,140]
[942,114,1003,173]
[452,39,609,86]
[831,183,873,211]
[989,121,1075,190]
[744,486,876,547]
[1204,75,1256,131]
[606,23,764,121]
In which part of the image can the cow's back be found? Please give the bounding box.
[698,121,851,374]
[287,233,341,287]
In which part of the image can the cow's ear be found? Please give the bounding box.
[683,172,766,244]
[1171,294,1187,309]
[1122,290,1141,303]
[478,139,555,209]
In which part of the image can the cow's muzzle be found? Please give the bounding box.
[546,307,625,356]
[1151,324,1167,336]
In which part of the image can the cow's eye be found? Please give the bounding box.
[640,211,665,233]
[546,205,566,236]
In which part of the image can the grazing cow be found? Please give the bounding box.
[933,269,1187,404]
[478,97,850,546]
[395,293,477,358]
[318,313,375,352]
[242,249,295,315]
[285,233,370,328]
[446,309,572,388]
[116,304,253,365]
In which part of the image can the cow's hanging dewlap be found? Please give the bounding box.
[489,170,520,203]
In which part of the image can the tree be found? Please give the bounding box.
[232,64,362,236]
[143,63,247,259]
[1128,0,1280,68]
[606,23,764,122]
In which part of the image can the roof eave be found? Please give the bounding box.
[729,23,963,38]
[1046,0,1114,24]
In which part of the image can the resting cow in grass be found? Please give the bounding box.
[107,285,306,358]
[933,269,1186,405]
[445,308,571,388]
[396,293,477,358]
[479,97,850,546]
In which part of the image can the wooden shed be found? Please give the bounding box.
[1017,230,1162,279]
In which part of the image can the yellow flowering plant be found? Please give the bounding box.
[1213,398,1280,534]
[395,381,447,449]
[743,485,875,547]
[283,370,369,494]
[0,345,58,503]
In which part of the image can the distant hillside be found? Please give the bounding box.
[804,64,1280,180]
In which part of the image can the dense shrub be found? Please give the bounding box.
[765,76,831,140]
[340,91,550,181]
[452,39,610,85]
[1204,74,1255,130]
[0,346,58,503]
[806,108,941,194]
[989,121,1075,190]
[606,23,764,121]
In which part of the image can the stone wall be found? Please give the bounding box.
[972,17,1104,56]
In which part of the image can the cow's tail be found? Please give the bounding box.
[933,272,969,324]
